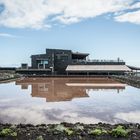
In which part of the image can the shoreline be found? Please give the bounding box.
[0,77,21,84]
[0,123,140,140]
[0,71,22,84]
[111,75,140,88]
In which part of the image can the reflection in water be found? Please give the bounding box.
[16,77,125,102]
[0,77,140,125]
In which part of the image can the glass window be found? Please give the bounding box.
[38,64,44,69]
[42,60,48,64]
[61,55,68,60]
[56,55,61,60]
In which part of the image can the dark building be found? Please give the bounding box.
[31,48,89,74]
[17,48,131,75]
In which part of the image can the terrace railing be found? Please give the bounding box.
[72,59,125,65]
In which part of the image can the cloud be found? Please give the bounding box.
[49,0,132,23]
[0,0,140,29]
[0,108,47,124]
[115,10,140,25]
[0,32,17,38]
[0,105,103,124]
[115,111,140,123]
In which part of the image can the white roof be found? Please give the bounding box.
[66,65,131,72]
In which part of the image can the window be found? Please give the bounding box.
[37,59,49,69]
[21,63,28,69]
[56,55,61,60]
[42,60,48,65]
[38,64,44,69]
[61,55,68,60]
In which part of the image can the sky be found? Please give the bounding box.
[0,0,140,67]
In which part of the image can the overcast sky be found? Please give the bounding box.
[0,0,140,67]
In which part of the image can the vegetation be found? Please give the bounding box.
[55,124,74,135]
[65,129,74,136]
[89,128,107,136]
[0,128,17,137]
[89,125,130,137]
[89,128,102,135]
[74,125,84,130]
[36,135,44,140]
[111,125,129,137]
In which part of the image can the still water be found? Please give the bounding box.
[0,77,140,125]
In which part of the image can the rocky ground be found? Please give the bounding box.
[0,123,140,140]
[0,71,21,82]
[111,75,140,88]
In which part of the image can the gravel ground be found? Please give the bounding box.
[0,123,140,140]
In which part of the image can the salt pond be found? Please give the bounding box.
[0,77,140,124]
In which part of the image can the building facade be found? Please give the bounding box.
[18,48,131,75]
[31,48,89,74]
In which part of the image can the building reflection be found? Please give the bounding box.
[16,77,126,102]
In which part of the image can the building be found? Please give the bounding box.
[17,48,131,75]
[31,48,89,74]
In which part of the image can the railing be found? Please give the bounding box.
[72,59,124,63]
